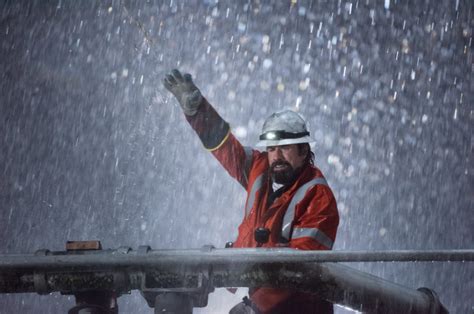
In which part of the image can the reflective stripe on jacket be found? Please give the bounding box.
[186,99,339,313]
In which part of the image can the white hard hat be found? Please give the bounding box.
[256,110,314,147]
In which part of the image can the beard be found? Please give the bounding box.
[270,161,299,185]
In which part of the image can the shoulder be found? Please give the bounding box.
[249,150,269,171]
[301,166,336,202]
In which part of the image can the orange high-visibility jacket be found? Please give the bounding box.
[186,99,339,313]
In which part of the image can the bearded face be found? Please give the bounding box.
[270,160,298,185]
[267,144,308,185]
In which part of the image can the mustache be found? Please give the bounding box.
[270,160,291,170]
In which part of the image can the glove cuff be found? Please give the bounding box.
[185,98,230,150]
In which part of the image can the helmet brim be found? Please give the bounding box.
[255,135,314,147]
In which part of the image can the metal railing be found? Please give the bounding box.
[2,245,471,313]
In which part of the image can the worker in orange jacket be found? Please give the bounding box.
[164,69,339,314]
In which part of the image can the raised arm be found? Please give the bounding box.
[163,69,258,189]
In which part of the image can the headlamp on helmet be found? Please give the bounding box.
[256,110,314,147]
[259,130,310,141]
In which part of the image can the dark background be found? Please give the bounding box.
[0,1,472,313]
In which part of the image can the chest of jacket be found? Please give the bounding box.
[235,159,316,248]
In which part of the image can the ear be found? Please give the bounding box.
[298,144,309,157]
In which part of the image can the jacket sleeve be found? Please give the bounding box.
[289,184,339,250]
[185,98,257,189]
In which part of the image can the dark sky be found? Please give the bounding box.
[0,1,472,313]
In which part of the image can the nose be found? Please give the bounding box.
[270,147,284,163]
[274,147,283,157]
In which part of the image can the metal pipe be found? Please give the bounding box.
[0,248,472,270]
[0,261,447,313]
[210,262,446,314]
[0,248,462,313]
[0,247,461,313]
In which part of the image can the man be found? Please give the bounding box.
[163,69,339,314]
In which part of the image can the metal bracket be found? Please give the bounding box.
[33,249,50,294]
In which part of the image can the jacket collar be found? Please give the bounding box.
[267,163,316,208]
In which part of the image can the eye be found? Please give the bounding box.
[266,146,275,152]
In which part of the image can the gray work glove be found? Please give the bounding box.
[163,69,203,116]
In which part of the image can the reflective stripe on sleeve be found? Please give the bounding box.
[245,174,264,217]
[292,227,334,249]
[206,129,231,152]
[281,177,328,241]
